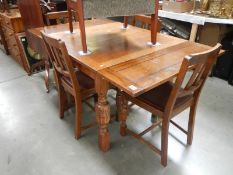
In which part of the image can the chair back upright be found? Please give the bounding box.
[66,0,82,33]
[165,43,222,115]
[41,32,81,95]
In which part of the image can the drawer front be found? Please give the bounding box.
[9,46,20,61]
[2,26,14,39]
[5,34,18,49]
[1,16,24,32]
[1,16,13,30]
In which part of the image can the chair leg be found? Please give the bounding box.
[123,16,128,28]
[74,99,82,139]
[68,9,73,33]
[151,114,160,123]
[161,116,170,167]
[94,94,98,103]
[53,69,58,89]
[117,91,128,136]
[150,14,157,45]
[151,0,159,44]
[44,59,50,93]
[58,86,67,119]
[187,103,198,145]
[77,0,88,53]
[115,90,120,122]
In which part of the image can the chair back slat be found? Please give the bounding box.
[185,63,204,90]
[131,15,151,30]
[165,43,222,113]
[45,11,69,25]
[41,32,81,91]
[131,15,160,31]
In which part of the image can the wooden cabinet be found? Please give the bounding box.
[0,9,24,66]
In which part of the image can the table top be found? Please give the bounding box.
[29,19,187,72]
[29,19,212,97]
[159,10,233,25]
[99,41,212,97]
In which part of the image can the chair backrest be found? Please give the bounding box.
[18,0,44,30]
[131,15,152,29]
[131,15,161,31]
[45,11,69,25]
[41,32,81,92]
[165,43,222,113]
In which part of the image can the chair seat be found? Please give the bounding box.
[77,71,95,90]
[83,0,155,18]
[137,82,193,112]
[63,71,94,90]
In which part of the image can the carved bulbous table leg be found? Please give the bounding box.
[95,76,110,151]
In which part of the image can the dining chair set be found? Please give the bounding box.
[18,0,222,167]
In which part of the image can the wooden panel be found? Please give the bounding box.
[17,0,44,30]
[0,10,24,32]
[2,25,14,38]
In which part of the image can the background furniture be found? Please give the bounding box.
[18,0,76,91]
[117,44,221,166]
[44,11,69,25]
[0,8,46,75]
[15,32,45,75]
[0,18,9,54]
[66,0,159,53]
[42,32,97,139]
[0,9,24,65]
[158,10,233,43]
[18,0,49,90]
[0,0,10,13]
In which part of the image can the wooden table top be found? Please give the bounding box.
[29,19,212,97]
[99,42,211,97]
[29,19,187,71]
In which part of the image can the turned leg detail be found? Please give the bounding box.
[95,77,110,151]
[96,101,110,151]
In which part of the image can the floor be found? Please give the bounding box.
[0,50,233,175]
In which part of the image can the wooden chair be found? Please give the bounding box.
[18,0,67,92]
[41,32,97,139]
[131,15,161,31]
[44,11,69,25]
[66,0,159,54]
[117,43,222,166]
[18,0,51,90]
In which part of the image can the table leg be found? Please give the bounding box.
[95,76,110,151]
[189,23,199,42]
